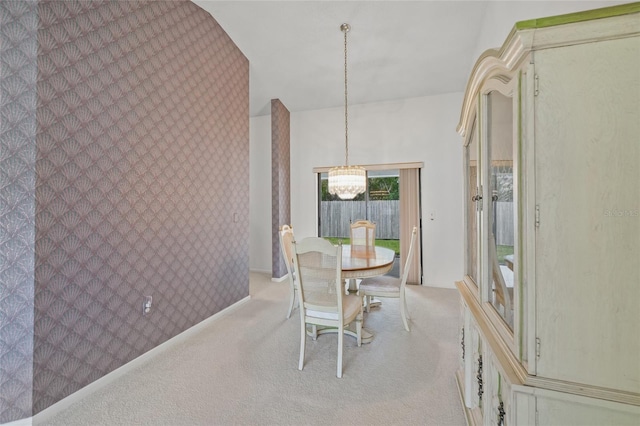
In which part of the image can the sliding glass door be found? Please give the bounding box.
[318,169,400,277]
[318,172,365,240]
[318,171,399,236]
[316,163,422,283]
[366,170,400,243]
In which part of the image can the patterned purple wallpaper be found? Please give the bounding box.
[0,0,38,422]
[270,99,291,279]
[1,0,249,422]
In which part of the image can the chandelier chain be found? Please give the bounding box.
[344,24,349,166]
[328,23,366,200]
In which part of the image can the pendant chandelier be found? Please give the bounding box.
[328,23,366,200]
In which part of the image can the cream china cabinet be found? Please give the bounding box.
[455,4,640,425]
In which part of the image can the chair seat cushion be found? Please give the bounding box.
[359,276,401,294]
[307,294,362,323]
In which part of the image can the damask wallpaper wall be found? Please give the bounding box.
[270,99,291,279]
[0,0,249,422]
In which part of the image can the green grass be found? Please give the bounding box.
[497,245,514,264]
[324,237,400,256]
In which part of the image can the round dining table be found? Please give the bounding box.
[341,244,396,290]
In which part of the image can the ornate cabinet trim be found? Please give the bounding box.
[457,6,640,140]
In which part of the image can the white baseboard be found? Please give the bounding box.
[422,281,458,289]
[26,295,251,426]
[249,268,271,275]
[249,268,287,282]
[271,274,288,283]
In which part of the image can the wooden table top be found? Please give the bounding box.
[341,244,395,272]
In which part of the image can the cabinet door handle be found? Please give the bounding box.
[477,355,483,401]
[498,401,506,426]
[472,194,483,202]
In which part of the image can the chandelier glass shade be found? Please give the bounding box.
[328,23,367,200]
[328,165,366,200]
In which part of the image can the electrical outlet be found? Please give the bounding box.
[142,296,152,316]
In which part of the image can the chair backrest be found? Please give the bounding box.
[291,237,343,316]
[400,226,418,288]
[350,220,376,248]
[279,224,295,275]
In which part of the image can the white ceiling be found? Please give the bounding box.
[193,1,489,116]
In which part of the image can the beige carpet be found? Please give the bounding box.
[39,272,466,426]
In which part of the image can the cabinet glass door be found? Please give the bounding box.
[465,120,479,288]
[486,91,515,329]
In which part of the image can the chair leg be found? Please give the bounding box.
[337,325,344,378]
[365,295,371,313]
[400,294,410,332]
[356,315,362,347]
[404,291,410,319]
[299,318,306,371]
[310,324,317,340]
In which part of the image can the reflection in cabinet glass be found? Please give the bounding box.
[486,90,515,329]
[467,75,521,342]
[465,120,479,287]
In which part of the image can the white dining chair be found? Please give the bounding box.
[350,220,376,248]
[292,237,363,378]
[348,220,376,292]
[358,226,417,331]
[279,225,297,319]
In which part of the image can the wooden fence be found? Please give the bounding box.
[495,202,514,246]
[320,200,399,239]
[320,200,513,243]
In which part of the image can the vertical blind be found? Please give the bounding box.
[400,168,421,284]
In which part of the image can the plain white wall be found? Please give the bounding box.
[287,93,464,288]
[250,115,272,274]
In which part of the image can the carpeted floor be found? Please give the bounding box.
[39,272,466,426]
